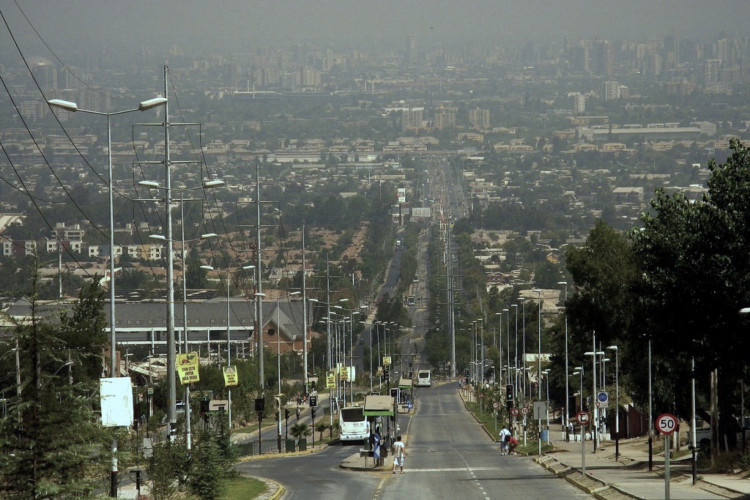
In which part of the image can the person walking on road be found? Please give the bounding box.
[392,435,406,474]
[499,426,511,455]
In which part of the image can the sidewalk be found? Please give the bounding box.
[536,434,750,499]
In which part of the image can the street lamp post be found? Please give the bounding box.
[533,290,542,400]
[201,264,255,432]
[495,313,502,386]
[503,308,510,388]
[511,304,518,399]
[542,369,550,442]
[573,366,583,443]
[520,297,526,398]
[585,337,605,452]
[48,95,167,498]
[558,281,569,433]
[533,289,542,457]
[607,345,619,459]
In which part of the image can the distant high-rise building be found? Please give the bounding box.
[406,35,417,67]
[29,57,57,90]
[603,81,622,101]
[567,92,586,114]
[402,108,423,131]
[434,112,456,129]
[468,108,491,129]
[593,41,613,76]
[703,58,722,86]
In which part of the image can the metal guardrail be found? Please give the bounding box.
[232,438,308,456]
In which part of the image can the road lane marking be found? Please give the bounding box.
[400,467,498,472]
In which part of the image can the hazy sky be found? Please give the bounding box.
[3,0,750,57]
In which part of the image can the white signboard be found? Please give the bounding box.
[533,401,547,420]
[100,377,133,427]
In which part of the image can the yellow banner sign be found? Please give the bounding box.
[340,367,349,382]
[326,371,336,388]
[223,365,238,387]
[383,356,391,366]
[177,352,200,384]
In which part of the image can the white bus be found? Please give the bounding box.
[339,406,369,442]
[416,370,432,387]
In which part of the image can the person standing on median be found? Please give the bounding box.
[392,435,406,474]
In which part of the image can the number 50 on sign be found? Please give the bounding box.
[656,413,678,435]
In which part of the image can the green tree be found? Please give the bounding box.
[632,139,750,432]
[0,280,109,498]
[186,428,234,500]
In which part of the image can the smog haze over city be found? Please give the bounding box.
[4,0,750,57]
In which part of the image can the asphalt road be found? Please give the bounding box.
[236,382,591,499]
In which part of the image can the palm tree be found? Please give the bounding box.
[315,421,328,442]
[290,422,311,441]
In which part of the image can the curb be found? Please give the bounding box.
[237,443,330,463]
[243,475,285,500]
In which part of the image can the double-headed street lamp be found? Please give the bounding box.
[49,95,167,498]
[48,97,166,378]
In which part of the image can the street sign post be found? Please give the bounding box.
[656,413,678,500]
[596,391,609,409]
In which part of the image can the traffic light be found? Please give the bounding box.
[505,384,514,402]
[201,397,210,414]
[285,408,290,420]
[309,395,317,407]
[255,398,265,412]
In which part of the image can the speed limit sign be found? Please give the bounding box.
[576,411,590,426]
[493,402,499,410]
[656,413,678,435]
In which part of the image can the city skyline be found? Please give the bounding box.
[3,0,750,60]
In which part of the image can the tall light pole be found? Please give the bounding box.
[585,335,604,452]
[520,297,526,398]
[495,312,502,386]
[558,281,569,430]
[542,369,550,441]
[648,335,653,470]
[607,345,619,458]
[48,95,167,498]
[200,263,255,431]
[301,226,309,395]
[511,304,518,398]
[503,308,510,387]
[277,298,282,452]
[573,366,583,443]
[533,290,542,400]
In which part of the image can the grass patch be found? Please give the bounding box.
[219,476,267,499]
[465,401,504,440]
